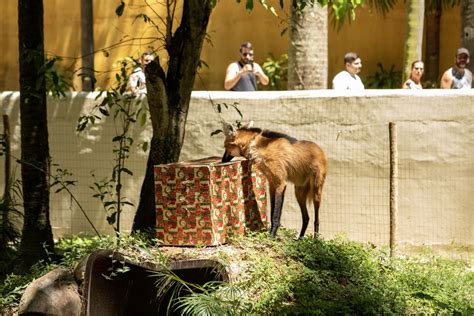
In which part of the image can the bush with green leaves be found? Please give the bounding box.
[77,58,148,234]
[165,233,473,315]
[1,232,472,315]
[262,53,288,90]
[366,62,403,89]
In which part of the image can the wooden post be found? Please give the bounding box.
[389,122,398,257]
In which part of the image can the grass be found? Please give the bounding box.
[1,230,473,315]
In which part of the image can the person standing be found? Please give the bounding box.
[402,60,424,89]
[440,48,472,89]
[127,51,155,94]
[332,52,365,90]
[224,42,269,91]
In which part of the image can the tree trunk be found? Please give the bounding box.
[403,0,425,81]
[81,0,95,91]
[461,0,474,74]
[132,0,213,233]
[424,6,441,86]
[287,2,328,89]
[18,0,54,267]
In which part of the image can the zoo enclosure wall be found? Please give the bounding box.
[1,90,473,248]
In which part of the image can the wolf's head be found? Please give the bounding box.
[221,121,258,162]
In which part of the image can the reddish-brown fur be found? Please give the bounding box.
[222,124,327,238]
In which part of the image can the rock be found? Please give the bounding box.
[74,254,90,286]
[18,268,82,316]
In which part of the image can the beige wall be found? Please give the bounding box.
[0,1,461,91]
[1,90,473,247]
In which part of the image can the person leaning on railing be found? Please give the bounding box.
[440,47,472,89]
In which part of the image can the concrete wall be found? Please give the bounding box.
[1,90,473,247]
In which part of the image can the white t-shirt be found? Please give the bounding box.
[332,70,365,90]
[128,67,147,94]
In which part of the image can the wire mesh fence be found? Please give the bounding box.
[1,91,473,249]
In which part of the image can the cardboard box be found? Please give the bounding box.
[154,157,268,245]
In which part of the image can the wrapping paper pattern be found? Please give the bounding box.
[155,158,268,245]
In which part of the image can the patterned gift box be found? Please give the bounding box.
[154,157,268,246]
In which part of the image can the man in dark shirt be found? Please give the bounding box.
[224,42,269,91]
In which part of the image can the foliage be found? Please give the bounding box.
[210,102,244,137]
[50,166,99,235]
[278,236,404,314]
[21,50,74,98]
[0,234,161,312]
[0,261,49,309]
[156,232,473,315]
[77,58,147,234]
[262,53,288,90]
[152,270,254,316]
[0,134,5,157]
[0,177,23,254]
[1,232,472,314]
[366,62,403,88]
[177,282,253,316]
[55,234,163,267]
[43,56,75,97]
[390,256,474,314]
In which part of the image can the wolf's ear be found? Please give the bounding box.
[222,121,235,136]
[242,121,254,129]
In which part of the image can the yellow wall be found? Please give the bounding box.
[0,1,461,91]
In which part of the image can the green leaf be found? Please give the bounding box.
[104,201,117,207]
[211,129,223,137]
[99,107,110,116]
[45,58,56,70]
[115,1,125,17]
[141,141,149,152]
[107,212,117,224]
[133,13,151,24]
[246,0,254,11]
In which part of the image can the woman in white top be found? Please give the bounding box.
[402,60,424,89]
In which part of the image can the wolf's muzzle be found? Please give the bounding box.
[222,151,234,163]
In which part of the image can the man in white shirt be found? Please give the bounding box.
[332,52,365,90]
[127,51,155,94]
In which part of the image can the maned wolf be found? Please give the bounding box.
[222,122,327,238]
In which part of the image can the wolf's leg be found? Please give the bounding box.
[313,173,325,235]
[270,184,286,237]
[295,185,309,238]
[269,184,275,226]
[313,199,320,234]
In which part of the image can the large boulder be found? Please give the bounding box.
[18,268,82,316]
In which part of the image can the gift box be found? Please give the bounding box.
[154,157,268,246]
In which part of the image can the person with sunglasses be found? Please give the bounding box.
[127,50,155,94]
[224,42,269,91]
[440,47,472,89]
[402,60,424,89]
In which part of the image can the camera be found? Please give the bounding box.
[244,60,254,71]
